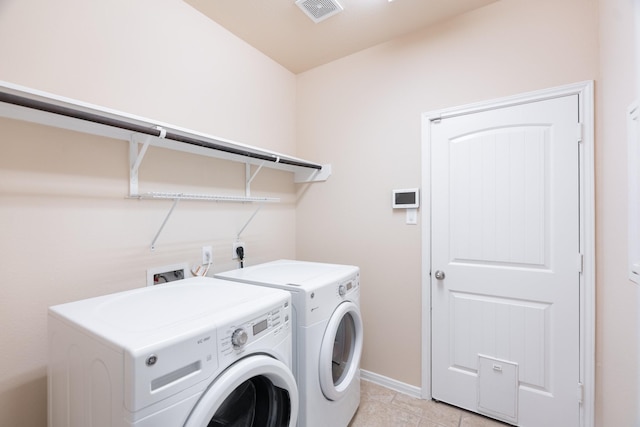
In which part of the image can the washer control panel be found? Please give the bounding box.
[220,300,290,355]
[231,328,248,348]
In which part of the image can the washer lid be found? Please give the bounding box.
[94,279,250,331]
[49,277,288,350]
[216,259,358,288]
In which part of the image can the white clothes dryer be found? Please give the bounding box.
[48,277,297,427]
[215,260,363,427]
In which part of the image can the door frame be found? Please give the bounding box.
[420,81,595,427]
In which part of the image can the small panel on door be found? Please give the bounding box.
[477,354,519,424]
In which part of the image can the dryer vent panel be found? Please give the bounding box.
[296,0,343,23]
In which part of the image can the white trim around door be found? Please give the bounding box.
[420,81,595,427]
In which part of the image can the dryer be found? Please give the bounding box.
[215,260,363,427]
[48,277,297,427]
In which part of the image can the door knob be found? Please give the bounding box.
[434,270,445,280]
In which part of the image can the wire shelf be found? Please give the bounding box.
[134,192,280,203]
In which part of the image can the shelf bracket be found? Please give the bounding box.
[245,162,266,198]
[129,127,166,197]
[151,196,181,251]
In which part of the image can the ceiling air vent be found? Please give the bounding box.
[295,0,344,23]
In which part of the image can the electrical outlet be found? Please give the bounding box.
[202,246,213,265]
[233,241,245,260]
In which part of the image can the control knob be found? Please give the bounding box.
[338,284,346,297]
[231,328,248,349]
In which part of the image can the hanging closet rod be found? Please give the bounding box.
[0,90,323,171]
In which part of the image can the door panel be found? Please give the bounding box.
[450,126,548,268]
[431,95,579,426]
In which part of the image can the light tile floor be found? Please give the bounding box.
[348,380,510,427]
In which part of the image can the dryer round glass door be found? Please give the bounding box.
[184,355,298,427]
[318,301,363,401]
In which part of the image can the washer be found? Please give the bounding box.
[48,277,297,427]
[215,259,363,427]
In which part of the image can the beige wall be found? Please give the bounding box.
[297,0,637,425]
[1,0,639,426]
[596,0,640,425]
[0,1,298,426]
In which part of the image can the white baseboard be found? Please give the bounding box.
[360,369,423,399]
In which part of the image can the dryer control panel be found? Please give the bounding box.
[336,273,360,299]
[337,274,359,299]
[305,271,360,325]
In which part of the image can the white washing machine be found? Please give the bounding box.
[48,277,298,427]
[215,260,363,427]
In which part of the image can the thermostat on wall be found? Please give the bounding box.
[392,188,420,209]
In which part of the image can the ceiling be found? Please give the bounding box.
[184,0,497,74]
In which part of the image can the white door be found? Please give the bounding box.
[431,95,580,426]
